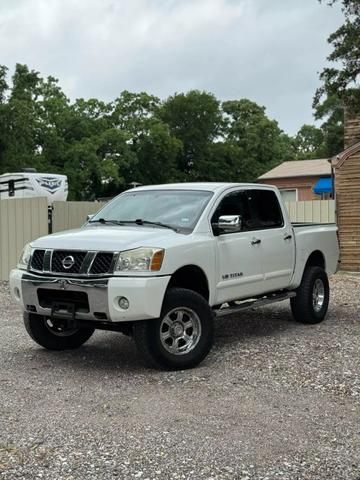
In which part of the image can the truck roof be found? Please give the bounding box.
[132,182,266,193]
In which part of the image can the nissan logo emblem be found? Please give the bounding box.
[62,255,75,270]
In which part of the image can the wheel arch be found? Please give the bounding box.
[167,265,210,301]
[305,250,326,271]
[291,250,328,291]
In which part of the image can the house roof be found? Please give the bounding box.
[258,159,331,180]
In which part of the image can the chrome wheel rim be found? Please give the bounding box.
[44,318,78,337]
[160,307,201,355]
[313,279,325,313]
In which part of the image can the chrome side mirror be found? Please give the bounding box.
[217,215,242,233]
[87,214,94,221]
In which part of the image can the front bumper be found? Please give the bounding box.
[9,269,171,322]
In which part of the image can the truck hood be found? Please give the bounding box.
[32,225,179,251]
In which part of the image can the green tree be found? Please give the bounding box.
[222,99,292,179]
[34,75,72,173]
[135,122,182,185]
[160,90,222,179]
[196,142,245,182]
[293,124,326,159]
[0,65,9,170]
[111,91,181,187]
[111,91,161,138]
[314,0,360,112]
[314,94,344,155]
[2,64,42,172]
[1,63,314,198]
[0,65,7,102]
[95,127,137,198]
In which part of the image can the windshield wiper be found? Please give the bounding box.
[118,219,178,232]
[89,218,178,232]
[89,218,125,225]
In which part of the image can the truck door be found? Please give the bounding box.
[211,190,264,304]
[246,189,295,291]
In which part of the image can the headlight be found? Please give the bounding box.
[115,248,164,272]
[18,243,32,270]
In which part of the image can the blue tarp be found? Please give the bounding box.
[313,177,333,195]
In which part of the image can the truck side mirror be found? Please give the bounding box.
[217,215,242,233]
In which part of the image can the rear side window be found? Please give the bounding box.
[247,190,284,229]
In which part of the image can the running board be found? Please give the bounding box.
[215,291,296,318]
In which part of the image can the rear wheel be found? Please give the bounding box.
[133,288,214,370]
[24,313,95,350]
[290,266,330,324]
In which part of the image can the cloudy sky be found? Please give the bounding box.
[0,0,343,134]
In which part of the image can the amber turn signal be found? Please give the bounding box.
[150,250,165,271]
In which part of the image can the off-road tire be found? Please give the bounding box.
[24,313,95,350]
[133,288,214,370]
[290,266,330,324]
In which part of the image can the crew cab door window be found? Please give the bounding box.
[246,190,284,230]
[212,190,264,303]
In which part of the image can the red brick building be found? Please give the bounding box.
[257,159,332,202]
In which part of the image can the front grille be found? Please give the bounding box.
[31,250,45,271]
[90,252,114,274]
[29,249,116,276]
[37,288,90,312]
[51,251,87,274]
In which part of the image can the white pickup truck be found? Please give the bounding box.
[10,183,339,370]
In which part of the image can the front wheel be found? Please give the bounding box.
[133,288,214,370]
[24,313,95,350]
[290,266,330,324]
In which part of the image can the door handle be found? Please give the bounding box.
[284,234,292,241]
[251,238,261,245]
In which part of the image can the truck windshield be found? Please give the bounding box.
[90,189,213,233]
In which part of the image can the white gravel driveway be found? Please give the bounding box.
[0,273,359,479]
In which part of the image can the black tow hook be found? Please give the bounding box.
[51,302,78,330]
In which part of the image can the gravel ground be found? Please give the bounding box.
[0,274,359,480]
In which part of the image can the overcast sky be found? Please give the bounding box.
[0,0,343,134]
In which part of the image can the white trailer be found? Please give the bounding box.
[0,172,68,206]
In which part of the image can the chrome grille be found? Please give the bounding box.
[29,249,117,276]
[31,250,45,271]
[90,252,114,275]
[51,250,87,274]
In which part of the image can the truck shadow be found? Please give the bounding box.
[29,332,142,373]
[215,303,297,344]
[19,304,300,374]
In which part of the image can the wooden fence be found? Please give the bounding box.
[0,197,48,281]
[0,198,336,281]
[285,200,335,224]
[52,201,105,233]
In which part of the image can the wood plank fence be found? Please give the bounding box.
[52,201,105,233]
[285,200,335,224]
[0,198,48,281]
[0,198,336,281]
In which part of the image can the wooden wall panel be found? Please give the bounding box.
[0,198,48,281]
[52,201,105,233]
[285,200,335,224]
[335,152,360,271]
